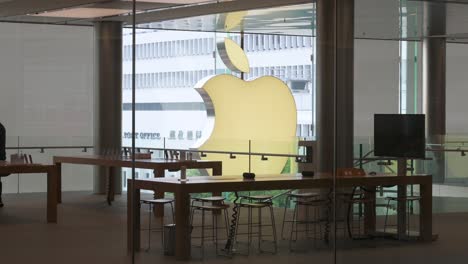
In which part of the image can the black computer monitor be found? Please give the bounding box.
[374,114,426,159]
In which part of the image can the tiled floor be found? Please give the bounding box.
[1,191,468,264]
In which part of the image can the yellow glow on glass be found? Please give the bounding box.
[224,11,247,32]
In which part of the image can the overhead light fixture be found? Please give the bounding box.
[32,8,131,19]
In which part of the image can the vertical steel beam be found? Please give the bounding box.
[423,3,446,183]
[316,0,354,173]
[94,21,123,194]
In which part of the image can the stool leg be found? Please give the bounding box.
[201,210,205,258]
[247,207,252,255]
[189,200,196,227]
[190,206,196,254]
[357,202,362,237]
[314,205,319,247]
[0,180,3,207]
[384,199,391,234]
[349,202,355,239]
[342,202,346,239]
[190,208,195,229]
[418,199,421,238]
[407,200,410,237]
[214,212,219,253]
[223,208,229,239]
[233,206,241,251]
[358,198,363,218]
[258,207,262,252]
[212,212,215,245]
[189,207,196,234]
[170,202,175,223]
[161,204,165,247]
[147,204,152,251]
[318,205,323,245]
[269,205,278,253]
[281,195,290,240]
[306,203,310,238]
[295,204,300,241]
[289,202,298,252]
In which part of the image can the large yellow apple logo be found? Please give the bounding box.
[194,15,297,175]
[194,74,297,175]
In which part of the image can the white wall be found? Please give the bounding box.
[445,43,468,179]
[354,39,400,142]
[447,43,468,135]
[0,23,94,193]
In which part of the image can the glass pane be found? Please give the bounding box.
[0,5,96,263]
[129,2,327,263]
[336,0,468,263]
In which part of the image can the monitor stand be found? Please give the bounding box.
[397,158,407,176]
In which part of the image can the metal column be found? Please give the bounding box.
[316,0,355,173]
[94,21,123,194]
[423,3,446,183]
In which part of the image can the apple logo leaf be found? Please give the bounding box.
[217,38,250,74]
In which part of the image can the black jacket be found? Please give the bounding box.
[0,123,5,161]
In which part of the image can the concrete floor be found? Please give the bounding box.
[1,191,468,264]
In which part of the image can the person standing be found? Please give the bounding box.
[0,122,5,161]
[0,122,7,207]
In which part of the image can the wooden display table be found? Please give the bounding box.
[0,163,58,223]
[53,155,222,210]
[127,173,433,260]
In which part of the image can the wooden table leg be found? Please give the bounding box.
[212,164,222,177]
[56,162,62,204]
[420,181,433,241]
[127,180,141,252]
[212,165,223,214]
[397,184,407,239]
[363,186,376,236]
[47,166,58,223]
[107,167,115,206]
[324,188,333,244]
[153,169,165,217]
[175,188,191,260]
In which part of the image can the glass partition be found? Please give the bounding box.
[337,0,468,263]
[3,0,468,263]
[129,3,321,263]
[0,15,97,262]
